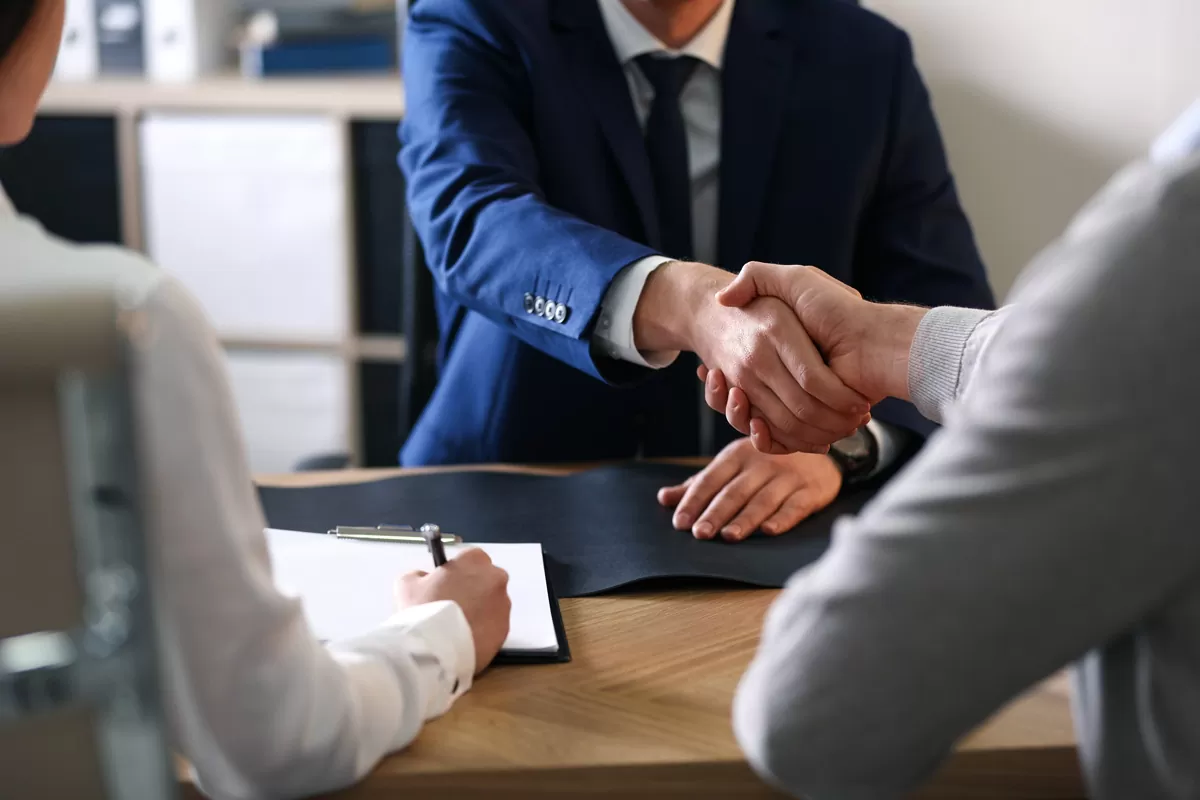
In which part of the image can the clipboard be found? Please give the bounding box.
[493,553,571,666]
[266,528,571,665]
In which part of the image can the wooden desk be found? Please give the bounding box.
[214,466,1084,799]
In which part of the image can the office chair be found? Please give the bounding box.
[0,274,177,799]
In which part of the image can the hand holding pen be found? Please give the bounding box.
[363,524,510,674]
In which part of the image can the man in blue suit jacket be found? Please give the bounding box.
[399,0,994,538]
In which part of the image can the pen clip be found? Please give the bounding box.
[326,524,462,544]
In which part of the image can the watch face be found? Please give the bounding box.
[834,429,871,460]
[832,428,878,482]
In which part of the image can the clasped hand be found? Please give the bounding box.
[655,262,922,541]
[698,262,921,454]
[639,261,872,454]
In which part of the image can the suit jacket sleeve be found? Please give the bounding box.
[853,32,996,437]
[400,0,657,381]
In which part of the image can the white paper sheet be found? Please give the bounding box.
[265,529,559,654]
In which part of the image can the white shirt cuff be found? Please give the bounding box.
[594,255,680,369]
[337,600,475,724]
[384,600,475,717]
[1151,98,1200,164]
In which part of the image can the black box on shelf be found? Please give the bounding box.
[351,121,405,335]
[359,361,402,467]
[0,115,123,245]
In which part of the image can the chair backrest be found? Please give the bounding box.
[0,275,176,799]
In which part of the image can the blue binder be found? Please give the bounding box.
[241,36,395,77]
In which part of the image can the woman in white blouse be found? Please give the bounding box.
[1,3,512,798]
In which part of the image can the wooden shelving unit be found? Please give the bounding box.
[37,73,413,469]
[41,72,406,118]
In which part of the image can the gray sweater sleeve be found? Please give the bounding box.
[732,155,1200,799]
[907,306,1002,423]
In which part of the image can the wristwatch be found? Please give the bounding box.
[827,426,880,483]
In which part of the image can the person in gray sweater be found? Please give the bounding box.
[699,102,1200,799]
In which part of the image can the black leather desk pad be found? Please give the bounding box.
[259,463,879,598]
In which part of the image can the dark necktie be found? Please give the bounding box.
[635,54,699,260]
[633,54,718,456]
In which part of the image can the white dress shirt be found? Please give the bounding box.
[1151,98,1200,165]
[0,189,475,800]
[592,0,733,368]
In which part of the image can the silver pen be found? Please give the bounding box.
[327,524,462,544]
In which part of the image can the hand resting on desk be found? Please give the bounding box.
[658,438,842,542]
[396,549,512,674]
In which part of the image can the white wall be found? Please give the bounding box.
[863,0,1200,298]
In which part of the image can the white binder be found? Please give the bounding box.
[139,113,351,342]
[54,0,99,82]
[143,0,234,82]
[225,351,351,474]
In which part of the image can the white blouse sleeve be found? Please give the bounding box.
[131,275,474,800]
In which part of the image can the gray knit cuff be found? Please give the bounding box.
[907,307,992,424]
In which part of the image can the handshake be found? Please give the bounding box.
[636,260,928,454]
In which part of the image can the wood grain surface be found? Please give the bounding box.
[41,74,406,120]
[180,466,1085,798]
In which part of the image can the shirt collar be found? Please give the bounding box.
[596,0,735,70]
[0,183,13,216]
[1151,98,1200,165]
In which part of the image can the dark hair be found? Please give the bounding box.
[0,0,39,66]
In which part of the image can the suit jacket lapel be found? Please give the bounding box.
[718,0,794,271]
[552,0,660,248]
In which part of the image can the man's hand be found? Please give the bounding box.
[705,262,929,453]
[633,261,871,453]
[395,548,511,674]
[717,262,927,403]
[657,437,842,541]
[697,366,822,455]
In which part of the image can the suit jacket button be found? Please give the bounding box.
[543,301,558,320]
[523,293,536,313]
[534,296,546,315]
[554,304,568,324]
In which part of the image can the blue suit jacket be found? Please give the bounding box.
[399,0,994,465]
